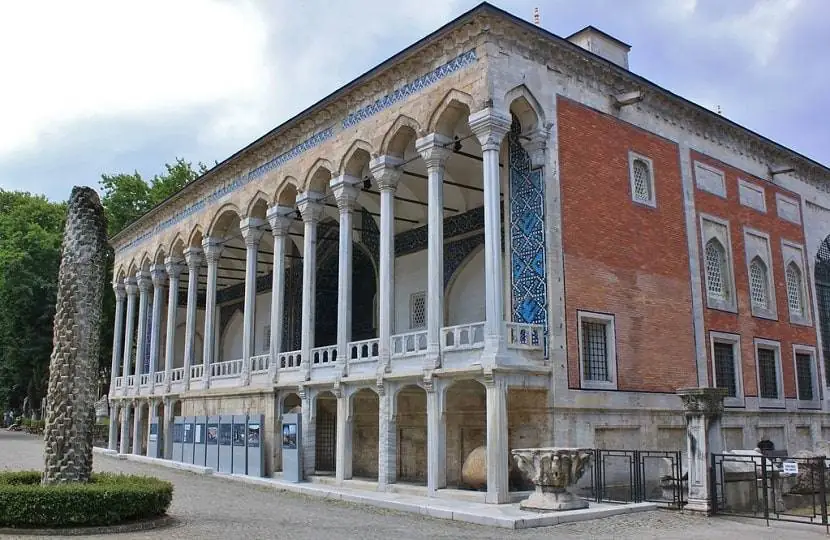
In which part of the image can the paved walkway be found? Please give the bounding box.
[1,430,828,539]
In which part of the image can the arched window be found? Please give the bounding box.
[705,239,728,300]
[749,257,769,309]
[786,262,803,315]
[632,159,652,203]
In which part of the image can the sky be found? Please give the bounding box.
[0,0,827,202]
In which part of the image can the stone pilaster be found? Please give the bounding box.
[678,387,726,514]
[334,383,353,483]
[484,370,509,504]
[425,374,446,495]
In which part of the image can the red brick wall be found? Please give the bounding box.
[558,97,697,392]
[692,152,818,399]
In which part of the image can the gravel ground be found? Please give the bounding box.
[0,430,827,539]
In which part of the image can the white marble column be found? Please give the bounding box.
[426,380,446,495]
[131,400,143,454]
[134,271,152,388]
[119,402,131,453]
[267,206,293,382]
[369,157,403,371]
[331,175,360,374]
[300,386,316,477]
[108,401,120,451]
[335,388,353,483]
[163,258,183,391]
[183,248,202,391]
[470,109,512,360]
[146,399,160,456]
[297,192,324,380]
[122,278,138,395]
[148,265,167,394]
[110,283,126,394]
[163,396,174,459]
[416,134,452,369]
[240,218,265,385]
[484,373,509,504]
[377,385,397,488]
[202,238,223,389]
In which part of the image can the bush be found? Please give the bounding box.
[0,471,173,528]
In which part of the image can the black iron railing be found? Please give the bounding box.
[587,449,685,509]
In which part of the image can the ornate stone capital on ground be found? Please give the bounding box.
[469,108,511,152]
[512,448,593,511]
[415,133,452,171]
[677,387,727,418]
[369,155,403,192]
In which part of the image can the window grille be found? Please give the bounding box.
[262,325,271,353]
[749,258,769,309]
[409,292,426,329]
[786,263,803,315]
[757,348,778,399]
[705,240,727,300]
[713,342,737,397]
[632,159,652,203]
[796,353,814,401]
[581,321,609,382]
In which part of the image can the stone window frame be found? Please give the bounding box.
[577,310,618,390]
[781,239,812,327]
[628,151,656,208]
[699,213,737,313]
[754,338,784,409]
[709,331,744,407]
[793,344,820,410]
[262,325,271,353]
[694,160,727,198]
[776,193,802,225]
[743,227,778,321]
[737,178,767,213]
[409,291,426,330]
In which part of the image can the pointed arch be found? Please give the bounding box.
[206,202,243,238]
[168,232,187,259]
[749,256,770,308]
[275,177,300,206]
[152,245,167,265]
[187,224,204,249]
[704,238,728,300]
[427,89,474,137]
[338,139,374,177]
[126,260,138,277]
[304,158,335,193]
[380,114,421,158]
[246,190,271,219]
[504,84,546,134]
[114,265,127,283]
[138,252,153,271]
[785,261,804,315]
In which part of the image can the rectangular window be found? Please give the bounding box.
[757,348,779,400]
[578,311,617,390]
[262,325,271,353]
[796,353,814,401]
[713,342,737,397]
[409,292,426,329]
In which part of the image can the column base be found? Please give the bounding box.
[520,488,588,511]
[683,498,714,515]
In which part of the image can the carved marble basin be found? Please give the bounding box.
[511,447,592,511]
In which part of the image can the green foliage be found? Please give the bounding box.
[0,471,173,528]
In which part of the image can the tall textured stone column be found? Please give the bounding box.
[202,238,223,389]
[109,283,126,396]
[163,258,183,391]
[425,377,446,495]
[119,404,131,454]
[163,396,174,459]
[121,278,138,395]
[416,135,452,369]
[299,386,316,478]
[148,265,166,394]
[369,157,403,372]
[334,386,353,483]
[470,109,511,361]
[240,218,264,385]
[183,247,202,390]
[297,192,324,380]
[267,206,293,382]
[134,271,152,387]
[331,176,360,376]
[377,383,397,488]
[484,371,509,503]
[131,399,143,454]
[678,387,726,514]
[107,401,120,451]
[42,186,107,484]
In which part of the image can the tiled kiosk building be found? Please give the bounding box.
[107,3,830,503]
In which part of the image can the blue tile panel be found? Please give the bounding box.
[117,49,479,255]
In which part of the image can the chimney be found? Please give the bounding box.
[566,26,631,69]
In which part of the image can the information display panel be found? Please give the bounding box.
[172,416,184,462]
[281,413,302,482]
[182,416,195,464]
[246,414,264,477]
[218,415,233,473]
[231,414,247,474]
[147,420,160,458]
[205,415,220,471]
[193,416,207,466]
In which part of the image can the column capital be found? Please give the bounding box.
[123,277,138,296]
[330,175,361,213]
[240,218,266,247]
[523,126,550,169]
[136,271,152,293]
[266,205,294,236]
[415,133,453,170]
[677,387,726,418]
[469,108,512,152]
[183,247,203,269]
[369,155,403,192]
[150,264,167,287]
[201,237,224,264]
[113,282,126,299]
[297,191,325,224]
[164,257,185,279]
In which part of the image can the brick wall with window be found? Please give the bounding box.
[558,97,696,392]
[692,151,819,404]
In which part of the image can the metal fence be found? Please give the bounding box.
[586,449,685,509]
[711,453,829,530]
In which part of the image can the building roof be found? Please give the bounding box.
[565,25,632,50]
[111,1,829,246]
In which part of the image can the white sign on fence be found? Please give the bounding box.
[782,461,799,475]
